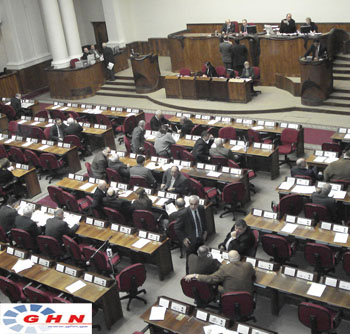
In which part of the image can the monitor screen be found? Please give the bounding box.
[247,25,257,34]
[300,25,311,34]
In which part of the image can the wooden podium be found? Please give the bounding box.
[299,58,333,106]
[130,53,161,93]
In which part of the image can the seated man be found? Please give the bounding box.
[210,137,238,161]
[185,250,255,294]
[90,44,100,59]
[168,197,187,222]
[91,147,111,179]
[311,183,337,221]
[188,245,221,275]
[240,19,249,33]
[81,47,90,60]
[131,120,146,153]
[178,116,194,138]
[218,219,255,256]
[45,208,79,243]
[0,196,18,233]
[108,153,130,181]
[221,19,235,34]
[50,118,67,142]
[279,13,296,33]
[130,155,156,187]
[291,158,318,180]
[305,17,318,33]
[10,93,28,118]
[324,147,350,182]
[154,125,176,157]
[202,62,217,78]
[304,39,327,60]
[102,187,132,220]
[91,180,108,215]
[192,131,214,163]
[161,166,189,195]
[14,205,41,238]
[150,110,170,131]
[64,117,83,138]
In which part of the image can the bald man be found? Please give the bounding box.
[188,245,221,275]
[91,180,108,215]
[311,183,337,221]
[185,250,255,294]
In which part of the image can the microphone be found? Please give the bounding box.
[86,236,113,266]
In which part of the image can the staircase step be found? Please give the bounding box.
[334,75,350,81]
[334,88,350,93]
[100,86,136,93]
[333,69,350,74]
[106,81,136,87]
[333,63,350,68]
[337,53,350,61]
[114,76,134,80]
[323,99,350,107]
[96,91,145,99]
[328,94,350,101]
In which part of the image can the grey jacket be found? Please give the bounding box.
[154,132,176,155]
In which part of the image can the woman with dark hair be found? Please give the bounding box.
[131,187,152,211]
[203,62,217,78]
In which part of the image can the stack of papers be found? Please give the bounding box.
[51,105,61,110]
[21,102,34,108]
[156,198,169,206]
[149,195,159,203]
[12,259,33,273]
[149,306,166,321]
[31,210,52,226]
[291,185,316,194]
[17,120,27,124]
[278,181,294,190]
[118,190,133,198]
[313,156,327,163]
[203,325,237,334]
[64,212,81,228]
[146,162,160,170]
[165,203,177,215]
[132,238,151,249]
[307,283,326,297]
[5,139,15,144]
[79,182,95,191]
[65,280,86,293]
[325,157,338,164]
[281,223,298,233]
[21,142,32,147]
[145,134,156,140]
[60,107,68,111]
[329,190,347,199]
[207,171,222,177]
[334,232,348,244]
[231,145,244,151]
[38,144,50,150]
[252,126,264,131]
[208,119,218,125]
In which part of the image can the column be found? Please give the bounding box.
[58,0,82,59]
[101,0,126,48]
[39,0,70,69]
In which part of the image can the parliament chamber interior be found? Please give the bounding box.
[1,0,350,333]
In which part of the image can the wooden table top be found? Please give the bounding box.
[0,251,111,303]
[245,213,350,248]
[331,132,350,142]
[11,166,36,178]
[306,154,329,168]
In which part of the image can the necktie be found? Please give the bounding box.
[315,46,319,59]
[194,210,202,238]
[57,126,62,138]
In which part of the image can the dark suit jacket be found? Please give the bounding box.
[219,42,233,64]
[192,138,214,162]
[150,115,169,131]
[45,217,78,243]
[108,160,130,179]
[221,23,236,34]
[280,19,296,33]
[50,124,67,141]
[64,123,83,137]
[103,47,114,65]
[240,24,248,33]
[311,191,337,220]
[0,205,18,233]
[102,195,131,212]
[188,254,221,275]
[81,52,89,60]
[130,165,155,186]
[180,119,194,138]
[14,215,41,238]
[162,169,189,195]
[218,225,256,256]
[309,22,318,32]
[10,97,22,114]
[232,44,248,69]
[304,44,327,60]
[91,151,108,179]
[240,67,254,79]
[291,166,317,179]
[168,207,187,223]
[0,168,14,186]
[91,187,106,209]
[131,126,145,153]
[131,198,153,211]
[204,65,217,78]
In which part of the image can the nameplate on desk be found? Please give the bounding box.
[201,115,211,120]
[324,151,337,158]
[285,215,296,223]
[170,301,188,314]
[263,211,277,220]
[215,116,222,122]
[176,112,182,117]
[1,134,8,139]
[296,178,310,186]
[86,105,92,109]
[183,113,191,118]
[338,128,347,134]
[253,143,261,149]
[88,177,96,183]
[257,260,276,271]
[181,161,192,167]
[7,247,28,259]
[288,123,300,130]
[192,135,200,141]
[59,102,65,106]
[208,314,228,328]
[324,276,338,287]
[116,151,125,157]
[111,223,119,231]
[55,263,65,273]
[126,108,132,113]
[132,109,140,114]
[283,266,296,277]
[196,163,204,171]
[243,119,254,125]
[75,175,84,181]
[93,276,107,287]
[222,166,230,173]
[16,136,23,141]
[261,143,273,150]
[119,225,134,235]
[63,143,71,149]
[166,192,177,200]
[148,233,162,242]
[130,153,136,158]
[265,121,276,127]
[20,116,26,120]
[332,224,348,234]
[83,123,90,128]
[116,107,123,112]
[317,182,342,191]
[205,164,217,171]
[48,119,54,123]
[39,257,52,267]
[252,208,263,217]
[40,206,48,213]
[158,297,170,308]
[47,141,54,146]
[230,168,242,175]
[134,186,152,195]
[138,230,148,238]
[157,191,165,198]
[339,280,350,291]
[80,104,86,108]
[158,157,169,164]
[150,156,158,162]
[245,257,257,267]
[101,106,107,111]
[68,173,74,179]
[72,103,78,108]
[65,266,79,277]
[195,309,208,322]
[222,117,231,123]
[296,270,314,281]
[48,208,55,214]
[236,118,243,123]
[320,221,332,230]
[280,122,288,128]
[83,273,113,287]
[296,217,313,226]
[57,142,63,147]
[66,103,71,107]
[94,124,100,129]
[195,114,202,119]
[94,219,108,228]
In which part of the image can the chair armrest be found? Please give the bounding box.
[205,187,217,196]
[333,309,343,328]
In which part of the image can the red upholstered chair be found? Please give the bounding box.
[167,220,183,258]
[82,245,120,276]
[215,66,227,78]
[70,58,79,68]
[0,225,11,245]
[180,277,217,308]
[51,109,67,120]
[23,285,58,303]
[106,168,123,183]
[298,302,341,334]
[261,234,295,265]
[9,147,28,164]
[342,251,350,275]
[31,127,46,140]
[304,203,332,223]
[247,230,260,258]
[252,67,262,94]
[39,153,64,183]
[132,210,158,232]
[85,162,94,177]
[116,115,137,137]
[103,207,127,226]
[62,235,87,267]
[62,191,91,213]
[228,159,240,168]
[247,129,272,144]
[47,185,65,208]
[232,21,239,33]
[18,124,32,138]
[272,193,304,219]
[188,177,218,206]
[278,128,299,167]
[304,242,337,276]
[218,127,237,140]
[321,142,342,153]
[219,182,246,220]
[144,141,157,157]
[1,105,17,120]
[210,155,228,167]
[36,235,65,260]
[44,127,51,139]
[294,174,314,184]
[64,135,85,159]
[207,126,219,137]
[0,276,27,302]
[129,176,149,188]
[190,124,207,136]
[180,150,196,163]
[170,144,187,160]
[179,68,191,76]
[220,291,256,322]
[0,144,8,158]
[35,110,48,119]
[24,149,42,177]
[115,263,147,311]
[96,114,112,128]
[124,135,132,153]
[11,228,36,250]
[68,111,79,119]
[8,121,18,136]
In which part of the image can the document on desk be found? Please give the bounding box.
[79,182,95,191]
[31,210,51,226]
[45,124,54,127]
[313,156,327,163]
[132,238,151,249]
[65,280,86,294]
[149,306,166,321]
[291,185,316,194]
[51,105,61,110]
[145,162,159,170]
[165,203,177,216]
[281,223,298,233]
[64,213,81,228]
[4,139,15,144]
[344,133,350,140]
[38,144,50,150]
[325,157,339,164]
[149,195,159,203]
[278,181,294,190]
[231,145,244,151]
[307,282,326,297]
[12,259,33,273]
[208,119,218,125]
[17,120,27,124]
[118,190,133,198]
[60,107,69,111]
[334,232,348,244]
[21,102,34,109]
[252,126,264,131]
[329,190,346,199]
[21,141,32,147]
[203,325,237,334]
[156,198,169,206]
[145,134,156,140]
[207,171,222,177]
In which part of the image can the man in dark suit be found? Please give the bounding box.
[161,166,189,195]
[168,198,187,222]
[311,183,337,221]
[219,36,233,70]
[0,196,18,233]
[131,120,146,153]
[232,40,248,75]
[188,245,221,275]
[221,19,235,34]
[192,131,214,163]
[240,19,249,33]
[10,93,27,118]
[64,117,83,138]
[91,147,111,179]
[185,250,255,294]
[279,13,296,33]
[91,180,108,215]
[50,118,67,142]
[150,110,170,131]
[81,47,90,60]
[102,42,115,81]
[108,153,130,181]
[130,155,156,187]
[203,62,217,78]
[178,116,194,138]
[304,39,327,60]
[14,205,41,238]
[218,219,256,257]
[291,158,318,180]
[102,187,132,220]
[45,208,79,243]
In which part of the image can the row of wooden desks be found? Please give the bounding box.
[0,251,123,329]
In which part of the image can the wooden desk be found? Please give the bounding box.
[196,76,211,99]
[0,251,123,329]
[306,154,329,170]
[164,76,181,98]
[210,77,228,101]
[0,71,20,97]
[180,76,197,99]
[331,132,350,146]
[227,79,252,103]
[0,138,81,173]
[12,166,41,198]
[245,213,350,248]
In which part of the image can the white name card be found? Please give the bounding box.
[65,267,77,276]
[120,226,131,234]
[86,217,93,225]
[286,215,296,223]
[332,224,348,234]
[339,280,350,291]
[148,233,160,242]
[111,224,119,232]
[297,218,312,226]
[170,302,186,314]
[257,261,274,271]
[283,266,296,277]
[297,270,314,281]
[208,314,226,327]
[195,310,208,321]
[252,209,263,217]
[38,258,50,267]
[320,221,332,230]
[93,276,107,287]
[263,211,277,220]
[56,263,65,272]
[246,257,257,267]
[324,276,337,287]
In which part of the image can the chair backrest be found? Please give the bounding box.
[342,251,350,275]
[277,194,304,219]
[220,291,255,321]
[180,150,195,163]
[96,114,112,127]
[170,144,187,160]
[304,203,331,222]
[222,182,245,204]
[39,153,60,170]
[70,58,79,68]
[123,115,137,135]
[252,67,260,80]
[62,191,82,213]
[9,147,27,164]
[167,220,180,243]
[132,210,158,232]
[215,66,227,77]
[247,229,259,258]
[180,277,216,307]
[129,175,149,188]
[52,296,71,303]
[116,263,146,292]
[51,109,67,120]
[304,242,335,269]
[321,142,342,153]
[281,128,299,145]
[23,285,52,303]
[24,149,41,168]
[298,302,333,332]
[0,225,10,243]
[188,177,206,198]
[11,228,35,249]
[124,136,132,153]
[294,174,314,184]
[47,185,64,207]
[31,127,46,140]
[0,144,8,159]
[106,168,122,183]
[44,127,51,140]
[232,21,239,33]
[85,162,94,177]
[228,159,240,168]
[179,68,191,76]
[144,142,157,157]
[37,235,64,259]
[8,121,18,136]
[219,127,237,140]
[82,245,110,272]
[35,110,48,119]
[247,129,261,143]
[62,235,84,264]
[64,135,82,148]
[207,126,219,137]
[261,234,292,262]
[0,276,24,302]
[210,155,228,167]
[103,207,126,225]
[2,105,16,120]
[68,111,79,119]
[190,124,207,136]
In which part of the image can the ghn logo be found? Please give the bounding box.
[1,304,90,333]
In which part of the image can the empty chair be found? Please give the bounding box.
[35,110,48,119]
[190,124,207,136]
[342,251,350,276]
[1,105,16,120]
[218,127,237,140]
[64,135,85,159]
[304,203,332,223]
[180,277,217,308]
[24,149,42,177]
[215,66,227,77]
[11,228,36,250]
[129,175,149,188]
[247,230,260,258]
[179,68,191,76]
[9,147,27,164]
[51,109,67,120]
[103,207,127,226]
[62,235,86,267]
[247,129,272,144]
[31,127,46,140]
[167,220,183,258]
[44,127,51,139]
[106,168,123,183]
[23,285,57,303]
[116,115,137,137]
[0,276,27,303]
[85,162,94,177]
[298,302,341,334]
[220,291,256,322]
[47,186,65,208]
[116,263,147,311]
[188,177,218,206]
[144,142,157,157]
[321,142,342,153]
[96,114,113,128]
[220,182,246,220]
[304,242,337,276]
[180,150,196,163]
[0,144,8,158]
[62,191,91,213]
[39,153,64,183]
[132,210,158,232]
[272,194,304,219]
[170,144,187,160]
[36,235,65,260]
[278,128,299,167]
[261,234,295,265]
[210,155,228,167]
[8,121,18,136]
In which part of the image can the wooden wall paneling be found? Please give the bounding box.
[114,49,129,73]
[0,71,20,97]
[168,37,186,72]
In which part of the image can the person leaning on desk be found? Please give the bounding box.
[303,39,327,61]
